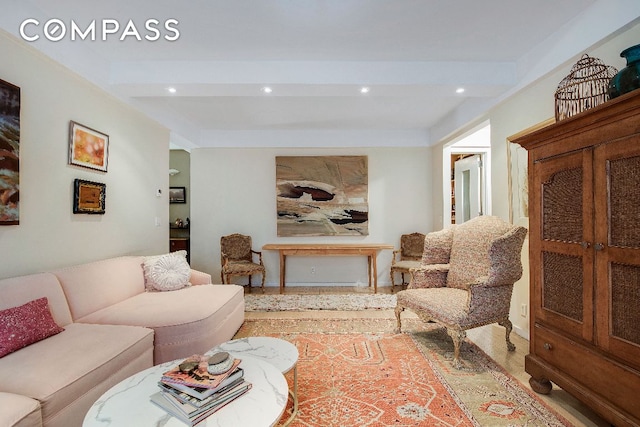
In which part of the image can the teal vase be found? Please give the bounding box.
[609,43,640,99]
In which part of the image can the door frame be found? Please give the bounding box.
[443,122,491,229]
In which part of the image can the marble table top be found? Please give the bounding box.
[208,336,298,375]
[83,355,287,427]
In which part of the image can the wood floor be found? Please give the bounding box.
[244,284,610,427]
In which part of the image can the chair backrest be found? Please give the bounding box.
[446,216,526,289]
[220,233,252,262]
[400,232,426,260]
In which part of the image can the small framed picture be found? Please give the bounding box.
[169,187,186,204]
[73,179,106,214]
[69,121,109,172]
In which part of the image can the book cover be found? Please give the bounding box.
[150,383,252,426]
[161,355,241,390]
[162,381,252,417]
[158,376,244,406]
[160,367,244,401]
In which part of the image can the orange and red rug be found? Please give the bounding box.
[235,318,571,427]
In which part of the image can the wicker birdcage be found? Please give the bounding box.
[554,54,618,121]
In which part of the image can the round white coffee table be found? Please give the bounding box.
[83,355,287,427]
[208,337,299,426]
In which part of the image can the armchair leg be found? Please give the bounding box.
[390,270,396,292]
[498,319,516,352]
[221,272,225,284]
[394,305,404,333]
[446,328,466,369]
[260,271,265,293]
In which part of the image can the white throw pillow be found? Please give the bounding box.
[143,251,191,291]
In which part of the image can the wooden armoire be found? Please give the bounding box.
[514,89,640,427]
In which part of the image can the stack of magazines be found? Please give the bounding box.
[150,353,252,426]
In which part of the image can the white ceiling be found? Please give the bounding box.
[2,0,638,149]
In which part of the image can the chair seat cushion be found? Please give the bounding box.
[397,288,468,326]
[391,260,421,271]
[223,260,264,274]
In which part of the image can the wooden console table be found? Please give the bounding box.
[262,243,393,294]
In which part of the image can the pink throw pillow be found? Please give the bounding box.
[0,297,64,358]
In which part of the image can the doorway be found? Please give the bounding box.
[454,154,483,223]
[443,123,491,227]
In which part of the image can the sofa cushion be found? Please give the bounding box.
[0,297,64,357]
[0,273,72,327]
[142,251,190,291]
[76,284,245,363]
[0,392,42,427]
[52,256,147,320]
[0,323,153,426]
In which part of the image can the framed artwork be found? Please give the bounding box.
[169,186,186,204]
[69,121,109,172]
[0,78,20,225]
[507,118,554,227]
[73,179,106,214]
[276,155,369,236]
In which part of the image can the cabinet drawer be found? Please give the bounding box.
[533,324,640,420]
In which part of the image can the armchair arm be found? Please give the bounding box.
[466,281,514,321]
[251,249,264,265]
[391,249,402,265]
[408,264,449,289]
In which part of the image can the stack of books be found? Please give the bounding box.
[150,354,252,426]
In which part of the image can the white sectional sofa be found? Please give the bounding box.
[0,255,245,427]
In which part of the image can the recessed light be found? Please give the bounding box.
[262,86,273,94]
[456,88,465,94]
[360,87,370,94]
[167,87,177,94]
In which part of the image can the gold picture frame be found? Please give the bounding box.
[73,179,106,214]
[69,121,109,172]
[506,118,555,227]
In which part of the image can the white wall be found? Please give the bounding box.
[190,146,433,286]
[430,21,640,339]
[0,31,170,278]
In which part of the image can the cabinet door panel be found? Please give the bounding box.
[531,150,594,342]
[594,136,640,369]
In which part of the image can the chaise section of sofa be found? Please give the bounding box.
[51,256,245,364]
[0,392,42,427]
[0,272,154,427]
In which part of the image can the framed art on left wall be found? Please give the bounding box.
[69,121,109,172]
[73,179,106,214]
[0,78,20,225]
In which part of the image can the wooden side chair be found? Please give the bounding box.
[389,232,426,292]
[220,233,265,292]
[395,216,527,368]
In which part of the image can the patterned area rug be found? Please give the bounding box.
[244,293,397,311]
[234,318,571,427]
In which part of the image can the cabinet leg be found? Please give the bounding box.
[529,376,552,394]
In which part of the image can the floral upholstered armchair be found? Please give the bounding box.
[389,232,426,292]
[395,216,527,368]
[220,233,266,292]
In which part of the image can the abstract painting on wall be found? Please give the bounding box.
[0,78,20,225]
[276,155,368,236]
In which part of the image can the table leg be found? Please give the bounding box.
[281,365,298,426]
[279,252,286,294]
[367,254,372,287]
[372,251,378,294]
